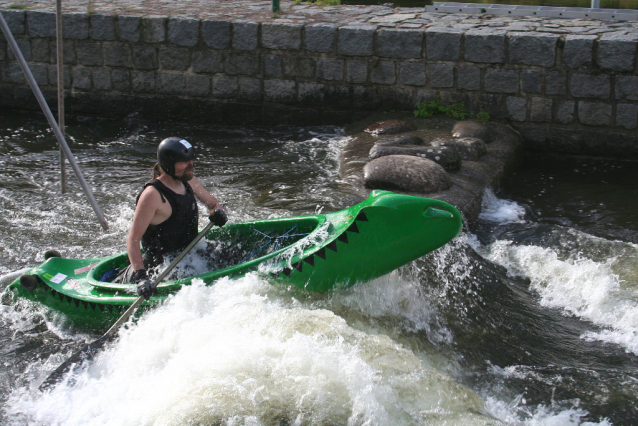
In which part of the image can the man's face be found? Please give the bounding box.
[173,160,194,182]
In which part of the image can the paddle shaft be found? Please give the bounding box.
[102,220,216,339]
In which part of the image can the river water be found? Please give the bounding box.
[0,111,636,425]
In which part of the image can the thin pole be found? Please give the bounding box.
[56,0,66,194]
[0,11,109,230]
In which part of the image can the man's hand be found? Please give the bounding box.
[209,208,228,227]
[133,269,157,300]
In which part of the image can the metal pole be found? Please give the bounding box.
[56,0,67,194]
[591,0,600,8]
[0,11,109,231]
[272,0,280,13]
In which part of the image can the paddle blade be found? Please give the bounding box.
[38,334,110,391]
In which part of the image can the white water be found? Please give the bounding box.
[6,275,495,426]
[472,191,638,356]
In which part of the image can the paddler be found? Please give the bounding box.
[116,137,227,299]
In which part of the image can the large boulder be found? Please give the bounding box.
[369,144,461,171]
[364,119,417,136]
[451,120,494,143]
[363,155,452,193]
[430,137,487,161]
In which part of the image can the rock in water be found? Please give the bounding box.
[430,137,487,161]
[364,120,417,136]
[451,120,493,143]
[363,155,452,193]
[369,144,461,171]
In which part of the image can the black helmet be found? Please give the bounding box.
[157,137,195,177]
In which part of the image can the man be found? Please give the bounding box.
[124,137,227,299]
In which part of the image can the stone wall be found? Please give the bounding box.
[1,8,637,158]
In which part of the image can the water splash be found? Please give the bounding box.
[5,275,496,426]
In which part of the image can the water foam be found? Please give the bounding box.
[479,189,527,224]
[6,275,496,426]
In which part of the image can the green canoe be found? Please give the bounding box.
[6,190,462,329]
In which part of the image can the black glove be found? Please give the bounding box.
[209,208,228,227]
[133,269,157,300]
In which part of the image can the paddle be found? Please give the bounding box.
[39,220,217,391]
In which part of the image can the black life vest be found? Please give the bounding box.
[137,179,198,269]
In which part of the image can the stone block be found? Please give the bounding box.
[63,12,89,40]
[337,25,375,56]
[232,21,258,51]
[159,47,190,71]
[90,14,116,41]
[616,76,638,101]
[376,28,423,59]
[31,39,50,62]
[264,79,296,104]
[521,69,541,94]
[371,60,396,85]
[2,10,25,35]
[51,40,75,64]
[326,84,351,109]
[346,59,367,84]
[92,68,111,91]
[77,43,103,66]
[305,23,337,53]
[168,17,199,47]
[283,57,315,79]
[578,101,612,126]
[530,97,552,122]
[399,61,425,86]
[506,96,526,121]
[546,70,566,95]
[238,77,261,101]
[298,82,324,105]
[213,75,238,99]
[563,35,595,69]
[27,11,56,38]
[509,33,558,67]
[428,63,452,88]
[30,63,48,86]
[426,27,462,61]
[261,23,302,50]
[317,58,344,81]
[8,39,31,61]
[103,43,132,67]
[158,72,185,95]
[187,74,210,97]
[72,66,91,90]
[1,63,23,84]
[118,16,141,42]
[457,66,480,91]
[132,71,155,93]
[555,101,575,124]
[353,85,379,109]
[597,33,638,72]
[192,50,224,73]
[225,52,258,75]
[484,69,518,94]
[465,29,505,64]
[133,46,158,70]
[616,103,638,129]
[202,20,230,49]
[570,73,610,99]
[264,54,282,77]
[112,69,131,91]
[142,16,166,43]
[47,64,71,88]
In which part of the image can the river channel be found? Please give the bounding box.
[0,111,636,425]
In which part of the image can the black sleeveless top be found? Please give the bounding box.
[137,179,198,269]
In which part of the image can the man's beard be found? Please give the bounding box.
[175,169,194,182]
